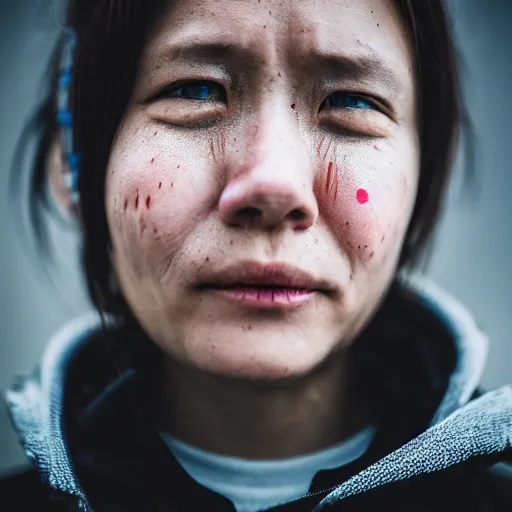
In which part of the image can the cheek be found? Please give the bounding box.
[106,145,216,274]
[319,149,415,265]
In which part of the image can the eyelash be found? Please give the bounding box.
[154,80,379,112]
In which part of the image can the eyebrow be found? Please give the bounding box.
[151,38,405,95]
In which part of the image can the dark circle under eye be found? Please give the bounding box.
[324,92,375,110]
[170,81,225,101]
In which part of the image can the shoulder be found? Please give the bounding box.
[0,466,53,511]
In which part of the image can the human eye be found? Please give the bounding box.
[148,80,227,128]
[322,92,377,111]
[155,80,226,103]
[318,91,391,137]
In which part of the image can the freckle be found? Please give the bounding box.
[158,182,162,189]
[154,131,158,136]
[350,273,353,280]
[290,103,296,109]
[377,23,380,27]
[278,72,281,77]
[381,235,385,243]
[153,227,158,234]
[248,325,252,330]
[177,165,180,169]
[364,245,368,248]
[358,245,361,249]
[374,144,381,151]
[146,195,151,209]
[263,25,266,28]
[151,158,155,163]
[314,238,319,244]
[171,182,174,187]
[124,199,128,211]
[230,240,234,245]
[356,188,369,204]
[205,256,210,262]
[269,10,271,14]
[346,221,349,226]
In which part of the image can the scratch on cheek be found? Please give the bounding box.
[124,199,128,211]
[139,216,146,235]
[146,195,151,209]
[316,137,325,157]
[210,137,216,163]
[221,133,226,157]
[325,162,333,194]
[158,182,162,189]
[322,140,332,162]
[135,190,139,209]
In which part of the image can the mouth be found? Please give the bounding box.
[196,262,333,310]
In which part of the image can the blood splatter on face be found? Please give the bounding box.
[104,0,419,381]
[356,188,369,204]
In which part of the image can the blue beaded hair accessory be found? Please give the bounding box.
[57,28,80,205]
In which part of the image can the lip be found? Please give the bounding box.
[196,261,333,310]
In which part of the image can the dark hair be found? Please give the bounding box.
[13,0,473,319]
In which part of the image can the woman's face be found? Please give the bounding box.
[105,0,419,380]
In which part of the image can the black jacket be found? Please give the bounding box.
[1,278,511,511]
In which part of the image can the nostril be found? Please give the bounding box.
[237,206,262,218]
[287,208,307,221]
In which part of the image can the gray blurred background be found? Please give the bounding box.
[0,0,511,473]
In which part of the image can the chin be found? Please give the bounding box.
[180,327,336,382]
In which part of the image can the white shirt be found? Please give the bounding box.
[161,425,376,512]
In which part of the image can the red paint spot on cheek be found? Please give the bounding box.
[146,195,151,209]
[290,103,296,109]
[356,188,369,204]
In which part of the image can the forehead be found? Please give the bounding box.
[144,0,414,77]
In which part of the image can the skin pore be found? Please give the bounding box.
[102,0,419,458]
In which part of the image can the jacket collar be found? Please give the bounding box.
[5,277,507,511]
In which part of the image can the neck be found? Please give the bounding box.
[157,353,373,460]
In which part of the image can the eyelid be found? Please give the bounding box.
[147,79,228,103]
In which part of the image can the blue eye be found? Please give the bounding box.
[167,81,225,101]
[324,93,375,110]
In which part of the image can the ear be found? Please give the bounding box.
[47,135,79,220]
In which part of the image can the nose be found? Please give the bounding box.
[218,119,318,231]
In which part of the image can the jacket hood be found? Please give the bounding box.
[4,277,511,511]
